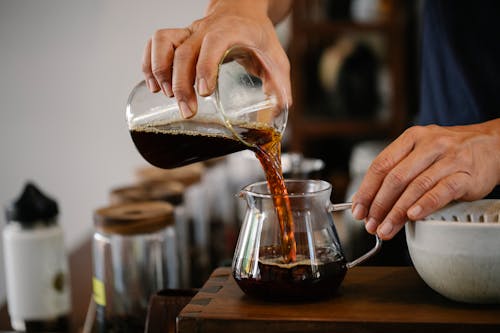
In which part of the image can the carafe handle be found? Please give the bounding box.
[329,202,382,269]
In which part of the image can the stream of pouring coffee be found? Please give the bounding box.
[130,121,297,263]
[250,127,297,263]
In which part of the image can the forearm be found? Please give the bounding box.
[206,0,292,24]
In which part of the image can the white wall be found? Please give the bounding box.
[0,0,207,302]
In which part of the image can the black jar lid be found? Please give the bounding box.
[5,182,58,226]
[93,201,174,235]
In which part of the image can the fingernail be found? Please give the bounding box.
[352,203,367,220]
[365,218,378,234]
[161,81,173,97]
[408,204,422,219]
[379,222,393,237]
[179,101,194,119]
[147,79,156,92]
[197,77,209,96]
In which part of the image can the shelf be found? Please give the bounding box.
[298,21,392,36]
[288,0,410,187]
[292,117,390,139]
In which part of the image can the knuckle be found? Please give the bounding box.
[151,67,169,81]
[197,37,220,74]
[152,28,173,43]
[426,124,440,131]
[189,18,204,31]
[174,44,195,63]
[404,125,425,138]
[141,61,151,75]
[353,192,370,206]
[386,170,408,189]
[455,150,472,168]
[195,59,210,78]
[171,84,187,97]
[203,30,225,45]
[390,205,408,222]
[370,155,394,177]
[424,190,442,210]
[369,199,387,218]
[442,177,462,199]
[434,136,453,151]
[404,125,439,143]
[412,174,435,193]
[171,84,193,100]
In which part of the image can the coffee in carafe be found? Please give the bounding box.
[130,122,277,169]
[235,245,347,300]
[232,180,382,301]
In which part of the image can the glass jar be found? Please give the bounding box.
[92,201,176,333]
[233,179,382,301]
[126,46,289,169]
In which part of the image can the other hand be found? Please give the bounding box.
[352,119,500,240]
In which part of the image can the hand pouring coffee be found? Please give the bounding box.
[127,45,288,169]
[127,45,296,262]
[127,46,382,300]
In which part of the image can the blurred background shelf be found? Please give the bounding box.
[293,118,391,138]
[298,21,392,35]
[286,0,417,200]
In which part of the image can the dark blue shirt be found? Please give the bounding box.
[419,0,500,198]
[419,0,500,126]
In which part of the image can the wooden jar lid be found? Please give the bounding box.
[135,163,205,187]
[109,185,149,205]
[147,181,184,205]
[109,181,184,206]
[94,201,174,235]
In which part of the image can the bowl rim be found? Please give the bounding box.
[408,219,500,227]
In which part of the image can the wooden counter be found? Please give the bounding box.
[178,267,500,333]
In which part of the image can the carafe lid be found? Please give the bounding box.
[5,182,58,226]
[94,201,174,235]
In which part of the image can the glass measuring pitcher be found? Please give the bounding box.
[232,179,382,300]
[126,46,289,169]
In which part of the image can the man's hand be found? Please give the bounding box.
[352,119,500,240]
[142,0,292,119]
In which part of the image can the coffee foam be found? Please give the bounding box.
[131,120,232,139]
[260,255,331,269]
[131,119,274,139]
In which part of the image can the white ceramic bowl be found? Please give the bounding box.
[405,200,500,304]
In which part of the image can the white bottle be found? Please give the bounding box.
[3,182,71,332]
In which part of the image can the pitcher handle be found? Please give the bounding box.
[329,202,383,269]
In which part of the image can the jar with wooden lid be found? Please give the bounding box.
[109,180,185,206]
[92,201,177,333]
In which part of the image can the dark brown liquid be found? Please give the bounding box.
[130,122,272,169]
[130,121,297,262]
[234,246,347,300]
[252,129,296,263]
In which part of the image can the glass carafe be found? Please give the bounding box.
[126,46,288,169]
[232,179,382,301]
